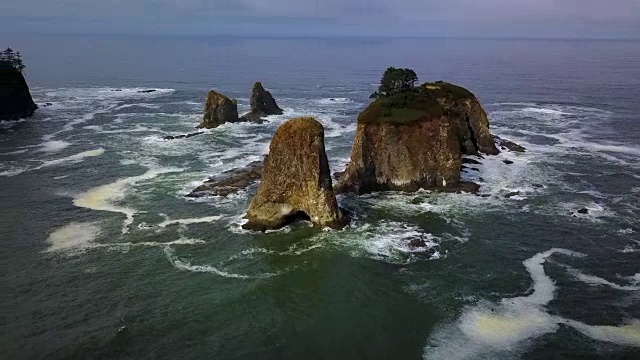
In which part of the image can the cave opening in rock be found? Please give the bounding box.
[282,210,311,227]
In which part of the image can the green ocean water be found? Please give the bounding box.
[1,35,639,359]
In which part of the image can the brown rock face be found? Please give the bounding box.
[197,90,239,129]
[335,116,462,194]
[241,82,283,121]
[336,82,497,194]
[0,65,37,121]
[187,161,263,198]
[244,117,346,231]
[438,96,499,155]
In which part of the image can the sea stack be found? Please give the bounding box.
[336,81,496,194]
[241,82,283,121]
[243,117,346,231]
[197,90,239,129]
[0,63,37,121]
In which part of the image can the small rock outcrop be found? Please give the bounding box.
[243,117,346,231]
[197,90,239,129]
[188,161,263,197]
[0,64,37,121]
[336,82,495,194]
[241,82,283,121]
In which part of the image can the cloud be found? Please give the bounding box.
[1,0,639,37]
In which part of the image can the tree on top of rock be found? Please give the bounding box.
[0,48,26,73]
[370,67,418,99]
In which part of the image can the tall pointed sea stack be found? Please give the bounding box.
[336,81,497,194]
[244,117,346,231]
[241,82,283,121]
[197,90,239,129]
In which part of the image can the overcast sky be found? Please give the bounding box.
[1,0,639,38]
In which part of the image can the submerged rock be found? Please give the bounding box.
[243,117,346,231]
[163,131,204,140]
[577,208,589,214]
[336,81,497,194]
[495,136,526,153]
[241,82,283,121]
[197,90,239,129]
[0,64,37,120]
[503,159,514,165]
[137,89,156,93]
[187,161,263,197]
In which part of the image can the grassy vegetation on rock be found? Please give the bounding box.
[358,81,477,125]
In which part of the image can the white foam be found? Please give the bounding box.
[45,222,101,253]
[73,165,183,233]
[157,215,223,228]
[316,97,354,105]
[39,140,71,153]
[423,248,585,359]
[564,320,640,347]
[163,246,283,279]
[566,267,640,291]
[42,148,105,167]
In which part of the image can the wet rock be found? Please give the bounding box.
[240,82,283,121]
[197,90,239,129]
[187,161,262,197]
[462,158,482,165]
[495,136,526,153]
[577,208,589,214]
[163,131,204,140]
[0,64,37,120]
[503,159,514,165]
[244,117,346,231]
[504,191,521,198]
[137,89,156,93]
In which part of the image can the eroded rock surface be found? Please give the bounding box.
[197,90,239,129]
[243,117,346,231]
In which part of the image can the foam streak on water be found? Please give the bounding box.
[73,165,183,233]
[423,249,640,359]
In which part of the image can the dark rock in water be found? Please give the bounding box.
[42,102,53,107]
[240,82,283,121]
[407,237,427,250]
[494,136,526,153]
[504,191,520,198]
[480,194,491,198]
[197,90,239,129]
[112,89,122,92]
[137,89,157,93]
[333,171,345,181]
[503,159,514,165]
[462,158,482,165]
[163,131,204,140]
[577,208,589,214]
[188,161,263,197]
[532,183,545,189]
[0,65,37,120]
[243,117,346,231]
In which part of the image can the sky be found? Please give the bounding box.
[1,0,639,38]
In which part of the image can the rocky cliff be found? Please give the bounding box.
[197,90,239,129]
[241,82,283,121]
[0,64,37,121]
[336,82,497,194]
[244,117,346,231]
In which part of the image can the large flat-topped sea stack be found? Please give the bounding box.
[243,117,346,231]
[336,81,496,194]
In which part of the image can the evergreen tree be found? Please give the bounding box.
[371,67,418,99]
[0,47,26,73]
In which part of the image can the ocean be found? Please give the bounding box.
[1,34,639,359]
